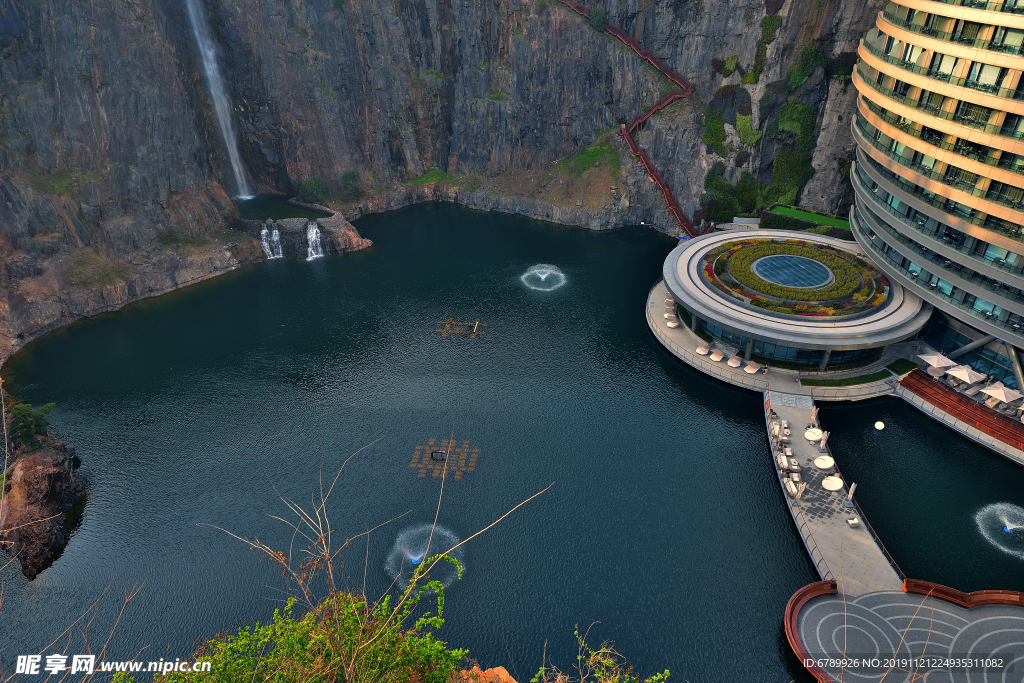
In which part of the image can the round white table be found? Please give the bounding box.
[927,366,945,377]
[821,476,844,492]
[813,455,835,470]
[804,428,823,441]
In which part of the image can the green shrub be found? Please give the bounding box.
[703,108,726,156]
[724,55,738,77]
[726,242,861,301]
[337,170,364,202]
[800,369,893,386]
[887,358,919,375]
[589,7,606,30]
[154,590,467,683]
[676,305,692,328]
[778,102,817,150]
[333,0,344,8]
[9,402,55,448]
[298,177,329,204]
[534,0,547,13]
[761,14,783,43]
[736,115,762,145]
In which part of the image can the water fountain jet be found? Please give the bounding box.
[521,264,567,291]
[385,524,463,590]
[976,503,1024,559]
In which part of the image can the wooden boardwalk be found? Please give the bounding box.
[899,369,1024,452]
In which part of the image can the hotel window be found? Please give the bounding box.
[986,180,1024,206]
[953,21,983,44]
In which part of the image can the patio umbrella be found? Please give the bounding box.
[945,365,987,383]
[981,383,1023,403]
[917,353,957,368]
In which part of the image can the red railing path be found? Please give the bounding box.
[558,0,700,237]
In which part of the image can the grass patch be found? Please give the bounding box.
[406,168,457,185]
[887,359,919,375]
[423,70,443,79]
[555,137,620,177]
[800,369,893,386]
[772,206,849,229]
[66,249,130,288]
[25,170,78,197]
[723,55,738,77]
[486,90,506,101]
[736,115,762,145]
[157,229,212,246]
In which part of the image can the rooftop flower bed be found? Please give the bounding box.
[700,238,889,317]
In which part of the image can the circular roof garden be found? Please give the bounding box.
[700,237,889,319]
[662,230,930,352]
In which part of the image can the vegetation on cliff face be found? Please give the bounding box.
[9,401,55,448]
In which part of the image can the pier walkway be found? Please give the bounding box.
[763,391,903,596]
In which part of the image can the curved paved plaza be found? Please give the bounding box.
[795,590,1024,682]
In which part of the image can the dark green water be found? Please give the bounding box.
[2,202,1021,679]
[235,194,330,220]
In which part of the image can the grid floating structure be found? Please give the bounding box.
[851,0,1024,386]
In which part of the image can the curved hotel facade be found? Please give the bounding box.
[851,0,1024,388]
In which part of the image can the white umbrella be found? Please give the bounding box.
[917,353,957,368]
[945,365,986,384]
[981,383,1023,403]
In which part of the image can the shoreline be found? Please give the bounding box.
[1,188,664,370]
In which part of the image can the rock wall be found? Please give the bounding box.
[0,0,889,364]
[0,446,85,579]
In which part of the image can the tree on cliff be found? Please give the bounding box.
[9,402,56,449]
[588,7,606,31]
[299,177,330,204]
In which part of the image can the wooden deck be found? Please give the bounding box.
[899,369,1024,451]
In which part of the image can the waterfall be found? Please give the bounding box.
[306,221,324,260]
[260,228,273,258]
[184,0,252,199]
[270,228,282,258]
[260,227,283,259]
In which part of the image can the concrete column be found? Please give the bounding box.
[1006,342,1024,392]
[818,349,832,371]
[947,334,996,360]
[744,337,754,361]
[691,313,700,333]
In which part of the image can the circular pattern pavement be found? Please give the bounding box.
[797,590,1024,682]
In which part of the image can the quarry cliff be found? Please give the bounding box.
[0,0,883,363]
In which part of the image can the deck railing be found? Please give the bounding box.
[558,0,700,237]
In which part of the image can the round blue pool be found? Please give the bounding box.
[752,254,834,288]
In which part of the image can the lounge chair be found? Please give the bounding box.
[985,396,1001,408]
[964,385,983,396]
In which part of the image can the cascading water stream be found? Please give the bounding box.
[306,222,324,260]
[271,228,282,258]
[260,227,283,259]
[184,0,252,199]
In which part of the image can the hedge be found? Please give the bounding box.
[759,211,818,231]
[800,369,893,386]
[727,242,862,301]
